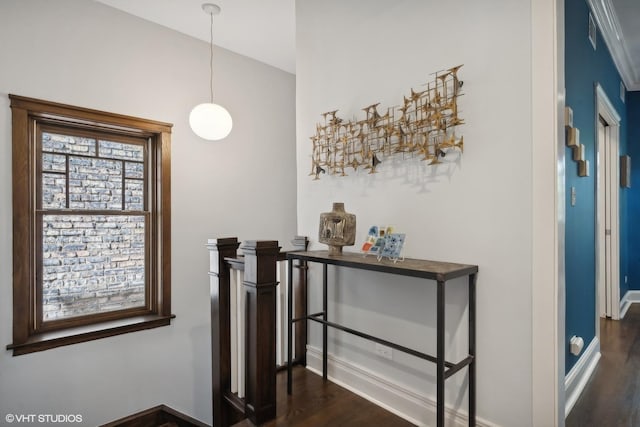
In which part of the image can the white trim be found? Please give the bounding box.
[596,84,622,122]
[620,290,640,319]
[587,0,640,90]
[305,346,498,427]
[531,0,563,425]
[588,12,597,50]
[595,83,621,322]
[564,337,601,416]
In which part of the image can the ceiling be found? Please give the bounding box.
[590,0,640,90]
[96,0,639,89]
[95,0,295,74]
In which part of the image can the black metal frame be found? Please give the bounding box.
[286,251,477,427]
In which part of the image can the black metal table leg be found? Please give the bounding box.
[283,251,478,426]
[437,280,445,427]
[287,258,293,394]
[322,263,328,380]
[468,273,477,426]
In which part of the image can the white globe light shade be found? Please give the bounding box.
[189,102,233,141]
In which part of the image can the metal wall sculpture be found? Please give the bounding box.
[310,65,464,180]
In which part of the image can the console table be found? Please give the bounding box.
[286,250,478,427]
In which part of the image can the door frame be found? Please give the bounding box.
[595,83,621,325]
[531,0,564,425]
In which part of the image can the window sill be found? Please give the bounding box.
[7,314,175,356]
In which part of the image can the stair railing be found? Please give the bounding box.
[207,236,308,427]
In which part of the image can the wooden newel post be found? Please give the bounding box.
[208,237,241,427]
[242,240,280,425]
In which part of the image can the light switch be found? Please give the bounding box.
[571,187,576,207]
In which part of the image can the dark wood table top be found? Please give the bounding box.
[286,250,478,282]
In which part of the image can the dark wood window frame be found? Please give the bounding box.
[8,95,173,356]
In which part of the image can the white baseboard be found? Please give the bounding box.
[620,290,640,319]
[305,345,497,427]
[564,337,600,417]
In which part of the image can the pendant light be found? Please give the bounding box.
[189,3,233,141]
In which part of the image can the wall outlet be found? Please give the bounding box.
[374,343,393,360]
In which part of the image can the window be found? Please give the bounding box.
[8,95,173,356]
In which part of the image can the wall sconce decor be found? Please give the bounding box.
[565,106,588,177]
[572,143,585,161]
[578,160,589,177]
[621,155,631,187]
[309,65,464,179]
[189,3,233,141]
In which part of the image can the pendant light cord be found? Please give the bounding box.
[209,11,214,103]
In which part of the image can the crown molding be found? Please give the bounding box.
[587,0,640,91]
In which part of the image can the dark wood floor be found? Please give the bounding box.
[566,304,640,427]
[232,366,414,427]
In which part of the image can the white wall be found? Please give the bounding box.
[296,1,535,425]
[0,1,296,425]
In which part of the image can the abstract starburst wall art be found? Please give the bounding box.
[310,65,464,180]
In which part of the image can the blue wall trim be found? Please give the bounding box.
[564,0,628,374]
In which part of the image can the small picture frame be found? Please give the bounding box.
[361,225,405,262]
[588,12,597,50]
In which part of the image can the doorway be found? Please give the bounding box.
[595,84,621,322]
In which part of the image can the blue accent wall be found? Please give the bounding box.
[628,92,640,291]
[565,0,628,374]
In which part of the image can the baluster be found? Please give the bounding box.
[230,268,237,394]
[276,260,285,366]
[237,269,245,398]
